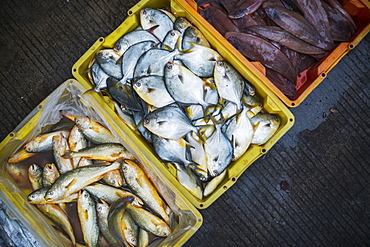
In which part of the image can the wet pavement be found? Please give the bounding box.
[0,0,369,246]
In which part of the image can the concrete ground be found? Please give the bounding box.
[0,0,369,246]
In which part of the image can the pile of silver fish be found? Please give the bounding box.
[196,0,357,98]
[7,114,172,247]
[87,7,280,200]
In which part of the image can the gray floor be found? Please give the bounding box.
[0,0,369,246]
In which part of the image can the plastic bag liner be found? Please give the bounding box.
[0,79,202,247]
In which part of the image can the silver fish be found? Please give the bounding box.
[204,169,227,197]
[119,40,156,85]
[214,60,245,110]
[174,17,192,34]
[161,30,182,51]
[250,113,280,145]
[182,26,210,50]
[152,135,193,167]
[134,48,178,79]
[114,29,159,56]
[96,200,121,246]
[143,106,197,140]
[204,122,233,177]
[95,49,122,79]
[133,75,175,108]
[173,163,203,200]
[164,61,210,109]
[133,111,153,143]
[186,132,209,181]
[140,7,174,41]
[89,61,110,92]
[68,125,88,169]
[222,107,254,160]
[175,42,222,78]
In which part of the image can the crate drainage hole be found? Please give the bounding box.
[231,177,237,182]
[261,148,267,154]
[99,37,104,42]
[199,204,204,208]
[349,44,354,49]
[321,73,326,77]
[291,103,296,107]
[38,105,43,110]
[128,10,133,15]
[197,218,202,222]
[9,133,14,138]
[289,118,294,122]
[73,68,77,72]
[223,186,228,190]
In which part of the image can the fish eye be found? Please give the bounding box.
[217,61,224,66]
[48,192,53,196]
[122,165,128,171]
[166,63,173,69]
[144,119,150,124]
[114,45,121,51]
[135,82,141,87]
[170,31,176,36]
[84,192,89,198]
[96,52,103,57]
[213,170,219,176]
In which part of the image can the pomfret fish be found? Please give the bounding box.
[203,169,227,197]
[63,143,134,162]
[45,160,122,201]
[89,61,110,93]
[133,75,175,108]
[96,200,120,247]
[186,132,209,182]
[143,106,197,140]
[161,30,182,51]
[182,26,210,50]
[24,130,69,153]
[52,133,74,174]
[140,7,174,41]
[173,163,203,200]
[42,163,60,187]
[77,190,99,247]
[119,41,156,85]
[36,204,76,246]
[121,160,170,224]
[175,42,222,78]
[174,17,192,34]
[8,149,37,163]
[222,107,254,160]
[214,60,245,110]
[107,77,144,112]
[114,29,159,56]
[250,113,280,145]
[133,111,153,143]
[152,135,193,167]
[114,101,137,131]
[134,48,179,79]
[64,115,119,144]
[28,163,43,191]
[95,49,123,79]
[164,62,210,109]
[204,123,233,177]
[84,183,143,206]
[123,196,172,237]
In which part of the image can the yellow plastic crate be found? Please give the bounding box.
[0,79,202,247]
[72,0,295,209]
[188,0,370,107]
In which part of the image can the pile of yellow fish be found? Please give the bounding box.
[87,7,280,200]
[8,114,172,247]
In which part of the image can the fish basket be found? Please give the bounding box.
[0,79,202,247]
[72,0,295,209]
[186,0,370,107]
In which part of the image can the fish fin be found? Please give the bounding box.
[116,54,123,65]
[62,151,73,159]
[161,44,173,51]
[66,178,77,190]
[177,74,185,83]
